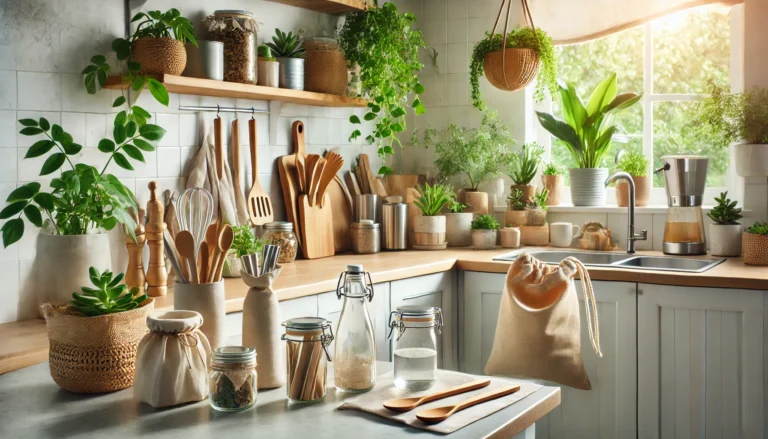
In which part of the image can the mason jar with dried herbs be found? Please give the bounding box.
[203,10,258,84]
[261,221,297,263]
[209,346,258,412]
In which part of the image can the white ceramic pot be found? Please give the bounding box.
[471,229,497,250]
[414,215,446,233]
[35,233,112,313]
[568,168,609,206]
[733,143,768,177]
[445,212,473,247]
[709,224,742,257]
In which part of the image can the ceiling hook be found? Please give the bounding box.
[216,105,220,118]
[251,107,255,120]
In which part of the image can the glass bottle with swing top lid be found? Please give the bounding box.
[281,317,334,403]
[333,264,376,392]
[389,305,443,391]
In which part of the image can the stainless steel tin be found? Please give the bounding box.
[277,58,304,90]
[659,155,709,207]
[382,202,407,250]
[355,194,379,223]
[183,41,224,81]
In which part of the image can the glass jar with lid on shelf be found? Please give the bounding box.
[261,221,297,263]
[209,346,258,412]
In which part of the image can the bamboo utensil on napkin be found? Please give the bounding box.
[383,379,491,412]
[414,385,521,424]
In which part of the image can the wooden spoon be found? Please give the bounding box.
[204,223,218,278]
[213,224,234,282]
[415,385,521,424]
[175,230,198,284]
[383,379,490,413]
[198,243,210,284]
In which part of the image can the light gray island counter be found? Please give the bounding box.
[0,361,560,439]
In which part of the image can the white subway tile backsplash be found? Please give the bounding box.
[423,0,447,22]
[447,0,468,19]
[447,43,468,74]
[0,262,20,323]
[447,73,469,106]
[307,117,330,145]
[18,72,62,111]
[157,147,181,178]
[61,112,86,145]
[421,20,448,46]
[178,113,199,147]
[447,19,468,44]
[0,149,18,182]
[85,113,107,147]
[420,74,448,108]
[156,113,180,147]
[468,17,491,42]
[0,111,17,147]
[0,71,17,110]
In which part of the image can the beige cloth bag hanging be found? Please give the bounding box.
[485,254,601,390]
[241,266,284,389]
[134,310,212,408]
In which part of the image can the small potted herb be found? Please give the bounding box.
[267,28,305,90]
[541,162,566,206]
[742,222,768,265]
[470,214,500,250]
[128,9,197,76]
[526,188,549,227]
[41,268,153,393]
[615,151,650,207]
[445,198,472,247]
[499,225,521,249]
[412,183,452,250]
[505,189,528,227]
[707,192,743,257]
[508,142,544,203]
[257,45,279,88]
[225,225,264,277]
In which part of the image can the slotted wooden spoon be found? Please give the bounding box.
[247,118,273,226]
[383,379,490,413]
[415,385,521,424]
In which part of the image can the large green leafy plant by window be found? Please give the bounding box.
[536,73,642,169]
[339,1,427,174]
[688,83,768,148]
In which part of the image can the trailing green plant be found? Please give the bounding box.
[415,111,514,190]
[470,27,556,109]
[527,188,550,211]
[447,199,470,213]
[257,45,277,61]
[414,183,452,216]
[230,225,264,258]
[339,2,427,174]
[536,73,642,168]
[688,82,768,148]
[507,189,526,211]
[471,214,501,230]
[69,267,148,317]
[746,222,768,235]
[616,151,648,177]
[542,162,567,176]
[266,29,305,58]
[508,142,544,185]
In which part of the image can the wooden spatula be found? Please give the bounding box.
[415,385,521,424]
[247,118,273,226]
[383,379,491,412]
[176,230,198,284]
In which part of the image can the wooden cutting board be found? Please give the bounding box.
[277,121,306,247]
[299,193,335,259]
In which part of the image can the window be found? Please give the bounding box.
[543,5,739,205]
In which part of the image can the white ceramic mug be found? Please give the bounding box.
[550,222,581,248]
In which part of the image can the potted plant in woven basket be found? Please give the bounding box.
[536,73,642,206]
[614,150,650,207]
[412,183,451,250]
[541,162,566,205]
[128,9,197,76]
[505,189,527,227]
[470,214,500,250]
[707,192,743,257]
[445,198,472,247]
[742,222,768,265]
[267,28,305,90]
[42,268,153,393]
[508,142,544,203]
[526,188,549,226]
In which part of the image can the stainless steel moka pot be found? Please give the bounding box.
[656,155,709,255]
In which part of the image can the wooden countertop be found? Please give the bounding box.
[2,248,766,374]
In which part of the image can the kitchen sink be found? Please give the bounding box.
[493,250,725,273]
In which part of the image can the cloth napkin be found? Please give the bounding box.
[338,370,542,434]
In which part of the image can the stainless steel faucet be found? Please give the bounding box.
[605,172,648,253]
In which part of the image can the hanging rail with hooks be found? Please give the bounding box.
[178,105,270,116]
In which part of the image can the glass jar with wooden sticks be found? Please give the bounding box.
[281,317,334,403]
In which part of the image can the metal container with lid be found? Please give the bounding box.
[281,317,334,403]
[388,305,443,391]
[656,155,709,207]
[209,346,258,412]
[382,200,408,250]
[350,221,380,254]
[262,221,297,263]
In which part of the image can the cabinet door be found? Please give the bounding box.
[390,271,457,370]
[461,271,637,439]
[317,282,391,361]
[637,284,765,438]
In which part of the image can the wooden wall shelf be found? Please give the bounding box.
[104,75,368,108]
[263,0,368,14]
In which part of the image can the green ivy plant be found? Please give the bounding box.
[414,183,452,216]
[70,267,149,317]
[339,2,427,174]
[746,222,768,235]
[507,189,526,211]
[707,192,742,225]
[230,225,264,258]
[508,142,544,185]
[470,27,556,109]
[536,73,643,168]
[688,82,768,148]
[470,214,500,230]
[266,29,305,58]
[616,150,648,177]
[542,162,567,176]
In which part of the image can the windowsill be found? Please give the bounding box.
[493,204,726,215]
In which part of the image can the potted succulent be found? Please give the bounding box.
[128,9,197,76]
[499,225,521,248]
[267,28,305,90]
[689,83,768,177]
[526,188,549,226]
[445,198,472,247]
[412,183,451,250]
[257,45,279,88]
[505,189,527,227]
[614,151,650,207]
[41,268,153,393]
[536,73,642,206]
[508,142,544,203]
[541,162,566,206]
[340,2,427,174]
[470,214,500,250]
[743,222,768,265]
[707,192,743,257]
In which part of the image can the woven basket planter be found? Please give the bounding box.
[483,48,540,92]
[304,45,347,96]
[133,37,186,76]
[41,300,154,393]
[743,232,768,265]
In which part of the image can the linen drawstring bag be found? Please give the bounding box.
[484,253,601,390]
[134,310,212,408]
[241,266,284,389]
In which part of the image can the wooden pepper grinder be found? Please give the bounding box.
[145,181,167,297]
[125,208,146,294]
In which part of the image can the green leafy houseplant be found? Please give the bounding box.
[746,222,768,235]
[230,225,264,258]
[508,142,545,185]
[470,27,557,109]
[339,2,427,174]
[689,83,768,149]
[616,151,648,177]
[543,162,567,176]
[447,199,469,214]
[414,183,452,216]
[536,73,642,168]
[708,192,742,225]
[69,267,149,317]
[266,29,305,58]
[507,189,526,211]
[470,214,501,230]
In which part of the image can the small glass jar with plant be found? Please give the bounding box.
[614,150,650,207]
[706,192,743,257]
[470,214,501,250]
[508,142,544,202]
[536,73,642,206]
[266,28,305,90]
[505,189,527,227]
[743,222,768,266]
[445,198,473,247]
[412,183,452,250]
[541,162,566,206]
[525,188,550,226]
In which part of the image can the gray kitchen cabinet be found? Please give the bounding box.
[390,271,457,370]
[461,271,637,439]
[637,284,765,438]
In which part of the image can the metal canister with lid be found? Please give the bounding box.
[281,317,334,403]
[382,199,407,250]
[388,305,443,391]
[350,220,380,254]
